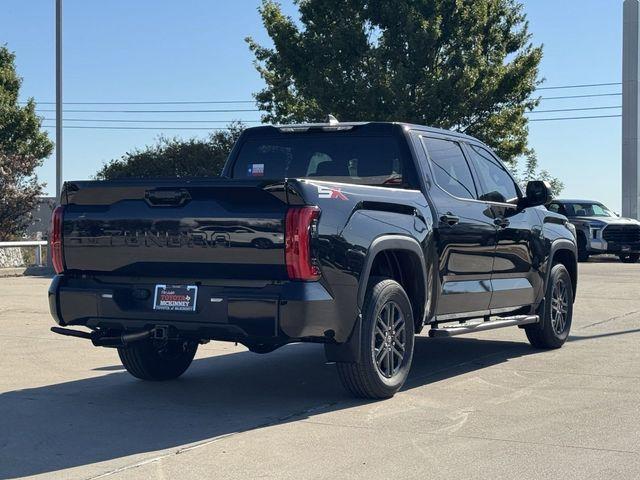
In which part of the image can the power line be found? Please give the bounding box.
[528,114,621,122]
[28,100,255,105]
[43,118,261,123]
[31,94,623,112]
[39,114,622,131]
[22,82,624,105]
[39,106,622,123]
[539,92,622,100]
[526,105,622,114]
[45,106,620,124]
[36,108,260,113]
[536,82,621,90]
[42,125,235,130]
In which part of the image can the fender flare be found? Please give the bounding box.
[546,238,578,298]
[357,235,428,309]
[325,234,428,363]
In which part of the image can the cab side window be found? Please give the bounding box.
[467,145,519,203]
[548,203,561,213]
[422,137,477,200]
[548,203,567,215]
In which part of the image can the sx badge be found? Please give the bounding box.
[317,185,348,200]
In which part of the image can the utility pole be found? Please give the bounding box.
[55,0,63,200]
[623,0,640,219]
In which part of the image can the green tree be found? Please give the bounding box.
[519,151,563,194]
[95,123,245,180]
[247,0,559,190]
[0,46,53,240]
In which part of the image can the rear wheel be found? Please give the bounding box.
[118,339,198,381]
[525,263,573,349]
[337,278,415,399]
[618,253,640,263]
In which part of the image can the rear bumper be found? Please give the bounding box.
[49,275,348,343]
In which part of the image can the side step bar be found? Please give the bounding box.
[428,315,539,338]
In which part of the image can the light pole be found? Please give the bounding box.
[623,0,640,220]
[55,0,62,200]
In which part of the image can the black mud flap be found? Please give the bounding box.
[324,314,362,363]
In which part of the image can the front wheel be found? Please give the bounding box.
[337,278,415,399]
[577,234,589,262]
[525,263,573,349]
[619,253,639,263]
[118,339,198,381]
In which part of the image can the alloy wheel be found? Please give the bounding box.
[550,278,569,335]
[372,301,406,378]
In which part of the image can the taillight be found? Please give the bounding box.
[50,205,65,274]
[285,206,321,281]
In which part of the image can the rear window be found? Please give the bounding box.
[231,135,413,187]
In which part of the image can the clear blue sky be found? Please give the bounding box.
[1,0,623,209]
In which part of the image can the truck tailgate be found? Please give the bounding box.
[61,179,291,279]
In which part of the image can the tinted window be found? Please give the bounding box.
[467,145,519,203]
[422,137,477,199]
[548,203,560,213]
[548,203,567,215]
[566,203,614,217]
[232,135,411,187]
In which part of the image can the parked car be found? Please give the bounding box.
[547,199,640,263]
[48,121,577,399]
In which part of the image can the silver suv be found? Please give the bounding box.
[547,199,640,263]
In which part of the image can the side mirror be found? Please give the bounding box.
[524,180,552,207]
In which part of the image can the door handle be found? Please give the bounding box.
[440,213,460,226]
[494,218,510,228]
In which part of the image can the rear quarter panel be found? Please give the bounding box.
[291,179,435,341]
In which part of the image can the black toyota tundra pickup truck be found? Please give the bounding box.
[49,121,578,399]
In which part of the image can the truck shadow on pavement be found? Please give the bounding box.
[0,336,539,479]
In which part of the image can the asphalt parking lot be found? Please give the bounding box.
[0,262,639,480]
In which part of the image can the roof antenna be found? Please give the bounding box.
[326,114,339,125]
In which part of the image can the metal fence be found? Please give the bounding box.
[0,241,48,267]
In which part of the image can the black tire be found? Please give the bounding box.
[618,253,640,263]
[525,263,573,349]
[337,278,415,399]
[577,233,589,262]
[118,339,198,381]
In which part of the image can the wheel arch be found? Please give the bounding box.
[576,228,588,248]
[325,235,429,364]
[357,235,428,331]
[548,239,578,300]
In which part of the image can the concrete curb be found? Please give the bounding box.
[0,266,54,278]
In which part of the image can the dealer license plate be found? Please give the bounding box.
[153,284,198,312]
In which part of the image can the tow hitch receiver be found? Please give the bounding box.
[153,325,169,341]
